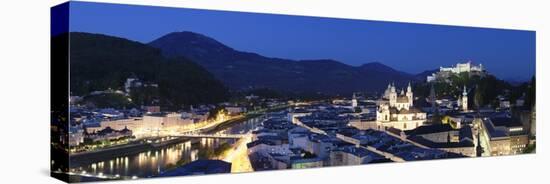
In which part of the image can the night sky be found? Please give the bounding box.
[67,1,536,81]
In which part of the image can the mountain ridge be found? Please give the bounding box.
[148,31,420,95]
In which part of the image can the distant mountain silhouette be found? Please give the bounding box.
[149,31,418,95]
[65,32,229,109]
[414,69,439,81]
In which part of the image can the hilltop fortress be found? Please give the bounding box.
[427,61,485,82]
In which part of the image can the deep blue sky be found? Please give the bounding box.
[68,1,535,80]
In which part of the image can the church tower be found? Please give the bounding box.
[384,83,391,98]
[462,86,468,111]
[406,82,414,107]
[352,93,358,108]
[389,83,397,106]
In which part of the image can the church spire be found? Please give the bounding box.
[461,86,468,111]
[352,92,358,108]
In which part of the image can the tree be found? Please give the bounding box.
[474,85,483,109]
[208,106,226,120]
[525,76,536,109]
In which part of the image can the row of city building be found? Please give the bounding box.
[342,78,534,157]
[206,78,528,168]
[246,105,476,171]
[67,103,248,147]
[247,113,393,170]
[66,91,292,149]
[291,105,465,160]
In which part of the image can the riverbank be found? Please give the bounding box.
[69,136,190,167]
[69,111,271,168]
[69,105,290,170]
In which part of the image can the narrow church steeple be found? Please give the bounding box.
[406,82,414,107]
[462,86,468,111]
[352,93,358,108]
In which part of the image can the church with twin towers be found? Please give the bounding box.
[375,82,427,131]
[372,82,468,131]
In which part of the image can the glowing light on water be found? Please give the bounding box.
[98,161,104,169]
[201,138,206,146]
[190,149,198,161]
[138,154,143,167]
[110,160,114,173]
[184,141,191,150]
[125,157,129,171]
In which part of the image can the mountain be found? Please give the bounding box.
[63,32,229,109]
[414,69,439,81]
[149,31,417,95]
[358,62,413,80]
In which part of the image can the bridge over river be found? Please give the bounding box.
[175,132,247,139]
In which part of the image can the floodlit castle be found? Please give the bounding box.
[427,61,485,82]
[440,61,483,74]
[375,82,427,130]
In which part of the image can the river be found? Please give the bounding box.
[68,115,267,182]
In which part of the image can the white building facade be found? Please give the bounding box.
[375,83,427,130]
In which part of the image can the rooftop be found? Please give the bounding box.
[334,146,374,157]
[404,124,455,136]
[490,117,522,128]
[158,160,231,177]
